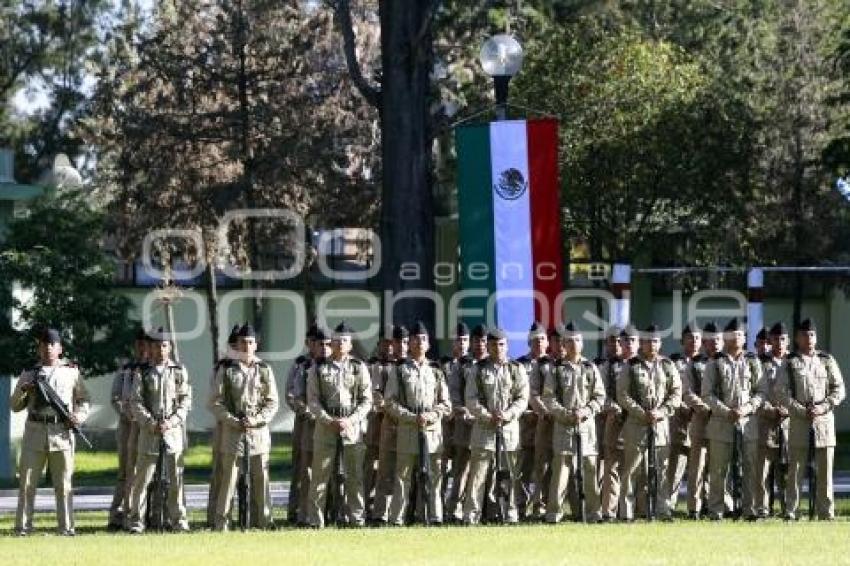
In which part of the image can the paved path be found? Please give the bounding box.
[3,476,850,514]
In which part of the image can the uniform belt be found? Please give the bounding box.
[29,413,61,424]
[328,407,353,418]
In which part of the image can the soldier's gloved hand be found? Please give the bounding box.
[728,407,744,422]
[157,421,169,434]
[776,406,789,419]
[807,404,826,419]
[68,414,81,428]
[240,416,251,430]
[490,411,504,425]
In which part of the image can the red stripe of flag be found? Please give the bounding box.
[526,119,564,329]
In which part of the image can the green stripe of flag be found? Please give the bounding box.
[456,124,496,326]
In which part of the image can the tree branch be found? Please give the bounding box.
[330,0,381,109]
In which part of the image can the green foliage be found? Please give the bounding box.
[0,191,134,376]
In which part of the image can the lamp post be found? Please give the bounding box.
[479,34,524,121]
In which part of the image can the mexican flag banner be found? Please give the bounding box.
[455,118,564,357]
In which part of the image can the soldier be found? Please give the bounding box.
[755,322,790,518]
[516,321,549,519]
[776,318,845,520]
[209,324,280,530]
[702,318,764,521]
[11,327,90,536]
[284,324,318,525]
[526,326,561,521]
[445,323,486,522]
[617,324,682,521]
[463,327,530,525]
[666,324,701,516]
[122,330,151,531]
[108,327,148,530]
[684,321,719,519]
[542,322,605,523]
[371,325,408,524]
[291,327,331,526]
[207,325,240,527]
[438,323,469,519]
[127,328,192,533]
[364,327,393,522]
[384,321,451,525]
[599,325,636,522]
[306,322,372,528]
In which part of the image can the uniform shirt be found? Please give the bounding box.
[384,358,451,454]
[130,361,191,455]
[702,351,764,443]
[668,353,693,447]
[11,361,90,452]
[776,351,845,449]
[209,357,279,455]
[542,356,605,455]
[617,354,682,447]
[307,355,372,446]
[465,358,529,451]
[757,355,789,448]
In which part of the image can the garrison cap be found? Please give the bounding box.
[333,321,354,339]
[755,327,768,340]
[528,321,547,340]
[237,324,256,338]
[455,322,470,338]
[702,321,718,334]
[769,322,789,336]
[619,324,639,338]
[37,327,62,344]
[487,327,507,341]
[410,320,429,336]
[392,325,409,340]
[227,324,240,345]
[796,318,817,333]
[471,324,488,339]
[559,321,580,339]
[724,318,743,332]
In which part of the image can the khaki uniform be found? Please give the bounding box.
[127,362,192,532]
[109,362,135,527]
[776,351,845,519]
[598,357,626,519]
[463,359,529,524]
[542,357,605,522]
[445,356,475,521]
[617,355,682,520]
[209,358,279,530]
[11,362,90,535]
[755,355,789,517]
[206,354,233,527]
[306,356,372,527]
[384,359,451,524]
[527,356,554,519]
[683,354,712,515]
[122,362,144,529]
[363,357,387,520]
[515,355,538,517]
[285,355,313,524]
[702,352,763,519]
[666,354,692,513]
[371,359,397,522]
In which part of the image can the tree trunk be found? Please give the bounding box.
[205,260,221,363]
[378,0,436,333]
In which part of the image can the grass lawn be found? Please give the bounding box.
[0,509,849,565]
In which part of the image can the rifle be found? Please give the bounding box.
[34,371,93,449]
[493,424,515,523]
[146,416,170,532]
[806,408,816,521]
[646,423,658,521]
[327,407,347,526]
[236,420,251,531]
[417,404,433,525]
[574,426,586,523]
[777,420,788,515]
[730,422,743,519]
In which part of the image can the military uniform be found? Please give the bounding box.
[11,359,90,535]
[516,353,544,518]
[527,354,555,520]
[463,358,529,524]
[384,358,451,524]
[755,352,789,517]
[776,350,845,519]
[365,356,391,521]
[702,350,763,519]
[617,353,682,520]
[206,346,236,527]
[108,361,136,528]
[445,354,475,521]
[285,354,313,524]
[598,356,626,520]
[370,357,397,523]
[542,356,605,522]
[209,355,279,530]
[666,353,692,513]
[683,353,712,517]
[306,354,372,527]
[127,360,192,532]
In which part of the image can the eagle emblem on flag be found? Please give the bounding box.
[493,168,528,201]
